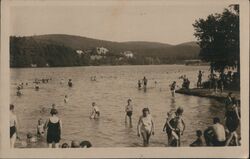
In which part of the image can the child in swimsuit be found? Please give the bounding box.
[137,108,154,146]
[37,118,45,138]
[90,102,100,119]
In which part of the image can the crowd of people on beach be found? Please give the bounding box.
[10,71,241,148]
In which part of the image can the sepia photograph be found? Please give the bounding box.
[0,0,249,158]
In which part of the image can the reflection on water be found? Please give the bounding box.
[10,65,227,147]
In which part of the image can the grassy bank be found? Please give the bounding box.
[176,88,240,101]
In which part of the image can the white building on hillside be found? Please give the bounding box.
[76,50,84,55]
[122,51,134,58]
[96,47,109,55]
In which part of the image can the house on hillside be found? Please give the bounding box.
[31,64,37,68]
[96,47,109,55]
[121,51,134,58]
[76,50,84,55]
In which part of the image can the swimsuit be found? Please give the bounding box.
[46,119,61,143]
[126,111,132,117]
[140,115,153,134]
[10,126,16,138]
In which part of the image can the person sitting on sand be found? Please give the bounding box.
[71,140,80,148]
[27,132,38,143]
[204,117,226,146]
[137,108,155,147]
[90,102,100,119]
[64,95,69,103]
[125,99,133,124]
[61,143,70,148]
[168,107,185,147]
[169,81,177,97]
[37,118,45,138]
[80,141,92,148]
[68,79,73,87]
[190,130,204,147]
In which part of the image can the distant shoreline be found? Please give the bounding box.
[9,63,210,69]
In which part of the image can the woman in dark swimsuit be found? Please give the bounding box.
[44,108,62,148]
[225,98,240,146]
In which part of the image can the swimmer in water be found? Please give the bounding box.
[51,104,56,109]
[138,80,142,89]
[90,102,100,119]
[170,81,177,97]
[142,77,148,89]
[137,108,155,146]
[68,79,73,87]
[16,89,22,96]
[125,99,133,124]
[64,95,69,103]
[35,84,39,91]
[37,118,45,138]
[60,79,64,85]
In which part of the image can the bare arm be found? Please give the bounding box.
[44,119,48,130]
[234,106,240,120]
[59,119,62,131]
[181,119,186,134]
[137,117,142,136]
[151,118,155,135]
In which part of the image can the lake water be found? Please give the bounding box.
[10,65,226,147]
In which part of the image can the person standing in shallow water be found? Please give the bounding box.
[44,108,62,148]
[225,98,240,146]
[168,107,185,147]
[90,102,100,119]
[137,108,155,146]
[170,81,177,97]
[125,99,133,124]
[142,77,148,89]
[197,70,203,88]
[138,80,142,89]
[68,79,73,87]
[10,104,19,148]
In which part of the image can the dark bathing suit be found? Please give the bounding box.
[127,111,132,117]
[10,126,16,138]
[47,119,61,143]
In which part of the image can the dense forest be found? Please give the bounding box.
[10,35,200,67]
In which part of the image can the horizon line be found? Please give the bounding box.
[10,33,198,46]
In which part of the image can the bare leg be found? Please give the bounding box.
[225,132,234,146]
[141,132,148,147]
[10,133,16,148]
[146,133,151,145]
[55,143,59,148]
[125,114,127,123]
[48,143,52,148]
[233,132,239,146]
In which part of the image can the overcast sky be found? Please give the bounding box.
[10,3,228,45]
